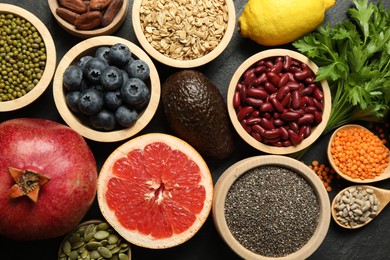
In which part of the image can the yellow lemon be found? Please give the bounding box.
[238,0,335,46]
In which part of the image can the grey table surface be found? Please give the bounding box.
[0,0,389,259]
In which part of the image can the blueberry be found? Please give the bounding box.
[135,94,150,111]
[84,57,109,83]
[101,66,123,91]
[104,90,122,110]
[63,65,83,91]
[92,84,105,94]
[115,105,138,127]
[121,78,150,105]
[79,79,90,92]
[65,91,81,113]
[125,59,150,81]
[89,109,116,131]
[95,46,111,64]
[121,69,129,87]
[77,55,93,71]
[78,88,104,116]
[108,43,132,67]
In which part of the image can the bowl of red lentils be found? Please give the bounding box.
[227,49,332,155]
[0,4,56,112]
[48,0,129,39]
[327,124,390,183]
[132,0,235,68]
[213,155,331,259]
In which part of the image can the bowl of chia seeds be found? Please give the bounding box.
[0,4,56,112]
[212,155,330,259]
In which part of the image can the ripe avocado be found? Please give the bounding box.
[161,70,234,160]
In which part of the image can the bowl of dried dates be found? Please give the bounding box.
[227,49,331,155]
[48,0,128,38]
[132,0,236,68]
[52,35,160,142]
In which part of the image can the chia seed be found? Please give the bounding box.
[224,165,320,257]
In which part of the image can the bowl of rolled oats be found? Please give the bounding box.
[132,0,235,68]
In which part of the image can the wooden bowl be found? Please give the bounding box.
[58,219,132,260]
[327,124,390,183]
[0,4,56,112]
[48,0,128,38]
[53,36,160,142]
[227,49,331,154]
[132,0,235,68]
[213,155,330,259]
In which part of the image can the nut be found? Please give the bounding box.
[74,11,102,30]
[56,7,79,25]
[59,0,87,14]
[90,0,112,10]
[101,0,123,27]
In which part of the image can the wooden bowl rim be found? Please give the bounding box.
[48,0,129,39]
[52,35,161,142]
[58,219,132,259]
[227,49,332,154]
[0,3,56,112]
[212,155,330,260]
[327,124,390,183]
[131,0,236,68]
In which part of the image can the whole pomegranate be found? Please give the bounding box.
[0,118,97,240]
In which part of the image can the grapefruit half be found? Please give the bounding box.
[97,133,213,249]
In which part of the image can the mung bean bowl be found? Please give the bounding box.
[0,4,56,112]
[58,219,132,260]
[132,0,235,68]
[227,49,331,155]
[53,35,160,142]
[212,155,330,260]
[48,0,129,38]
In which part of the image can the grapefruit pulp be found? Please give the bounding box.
[97,133,213,249]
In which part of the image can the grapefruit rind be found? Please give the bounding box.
[97,133,213,249]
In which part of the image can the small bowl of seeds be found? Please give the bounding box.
[132,0,235,68]
[48,0,129,38]
[52,35,160,142]
[227,49,331,155]
[0,4,56,112]
[58,219,131,260]
[213,155,331,259]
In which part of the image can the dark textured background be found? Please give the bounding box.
[0,0,389,259]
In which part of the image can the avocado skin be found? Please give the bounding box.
[161,70,234,160]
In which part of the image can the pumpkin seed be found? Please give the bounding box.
[72,240,85,249]
[86,241,102,250]
[94,230,110,240]
[110,246,121,254]
[69,250,79,260]
[63,240,72,256]
[108,234,119,244]
[69,233,81,244]
[119,253,129,260]
[98,246,113,258]
[90,250,100,259]
[59,257,67,260]
[97,222,110,231]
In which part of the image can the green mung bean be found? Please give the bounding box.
[224,165,320,257]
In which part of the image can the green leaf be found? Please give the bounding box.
[349,0,374,43]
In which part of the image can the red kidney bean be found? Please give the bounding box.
[276,85,290,100]
[283,140,292,147]
[290,108,304,117]
[294,69,311,81]
[256,60,265,66]
[246,117,262,125]
[286,72,296,83]
[233,91,241,109]
[260,102,273,112]
[285,81,300,91]
[299,83,305,91]
[265,61,274,69]
[262,128,281,139]
[313,98,323,112]
[240,119,252,133]
[264,82,278,94]
[239,84,247,102]
[307,97,314,106]
[291,90,301,109]
[252,124,265,135]
[314,111,322,124]
[277,73,289,88]
[283,55,292,71]
[251,131,262,142]
[273,112,280,119]
[243,72,256,86]
[245,97,263,107]
[254,65,266,75]
[244,68,255,78]
[299,125,307,138]
[263,137,281,144]
[303,106,317,114]
[300,96,310,107]
[260,117,275,130]
[270,96,284,113]
[247,87,268,99]
[263,112,272,120]
[279,126,289,140]
[266,72,280,86]
[289,66,301,74]
[280,111,300,121]
[251,110,260,118]
[304,125,312,138]
[280,92,291,108]
[275,57,283,63]
[271,141,283,147]
[288,129,303,145]
[291,60,300,67]
[313,87,324,101]
[253,73,268,86]
[273,118,284,127]
[305,77,314,84]
[271,61,283,74]
[288,122,299,132]
[237,106,254,121]
[297,114,314,125]
[300,84,316,96]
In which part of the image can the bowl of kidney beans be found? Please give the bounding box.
[227,49,331,154]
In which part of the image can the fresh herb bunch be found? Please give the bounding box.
[293,0,389,134]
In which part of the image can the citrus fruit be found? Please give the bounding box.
[97,133,213,249]
[238,0,336,46]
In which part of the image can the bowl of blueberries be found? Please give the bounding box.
[53,35,160,142]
